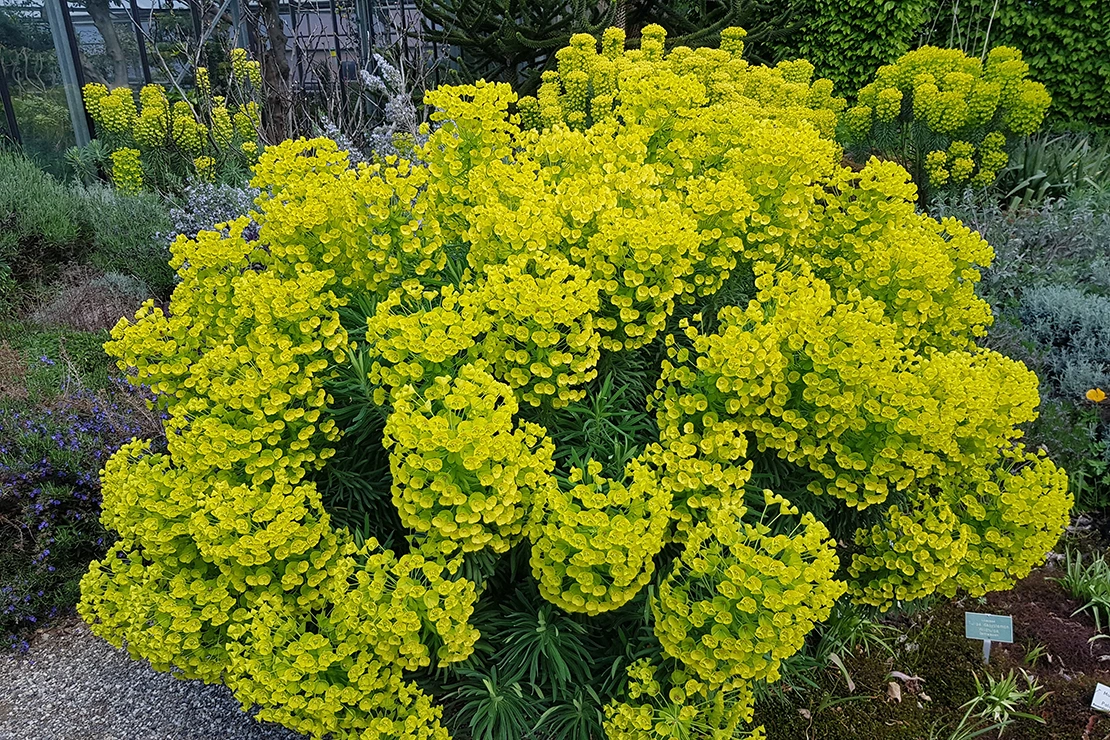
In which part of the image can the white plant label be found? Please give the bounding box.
[1092,683,1110,712]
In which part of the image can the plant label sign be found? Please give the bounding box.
[965,612,1013,642]
[1092,683,1110,712]
[965,612,1012,664]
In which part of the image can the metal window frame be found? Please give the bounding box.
[0,60,21,146]
[43,0,91,147]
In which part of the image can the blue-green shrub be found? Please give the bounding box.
[1019,286,1110,402]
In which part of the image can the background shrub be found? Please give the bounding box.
[773,0,933,94]
[920,0,1110,126]
[0,153,173,299]
[83,187,175,297]
[165,180,261,243]
[1018,286,1110,402]
[79,47,264,193]
[0,152,89,284]
[30,267,156,333]
[931,190,1110,305]
[841,45,1051,196]
[776,0,1109,125]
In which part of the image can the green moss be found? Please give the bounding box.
[756,646,935,738]
[907,604,985,710]
[755,601,994,739]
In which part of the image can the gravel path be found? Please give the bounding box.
[0,617,306,740]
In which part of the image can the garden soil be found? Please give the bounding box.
[757,566,1110,740]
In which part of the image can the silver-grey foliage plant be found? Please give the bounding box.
[165,180,261,245]
[358,54,424,159]
[1019,285,1110,402]
[930,190,1110,303]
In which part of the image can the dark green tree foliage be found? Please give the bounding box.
[773,0,934,95]
[920,0,1110,126]
[415,0,620,94]
[633,0,797,65]
[0,1,52,52]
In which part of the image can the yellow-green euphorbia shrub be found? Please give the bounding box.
[83,48,263,189]
[80,25,1070,740]
[844,45,1051,190]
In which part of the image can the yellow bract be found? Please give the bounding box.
[944,446,1071,597]
[529,455,670,615]
[603,658,761,740]
[850,490,969,608]
[385,365,555,559]
[653,508,845,687]
[474,252,601,407]
[109,147,143,193]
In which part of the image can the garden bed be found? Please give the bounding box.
[1,12,1108,740]
[757,556,1110,739]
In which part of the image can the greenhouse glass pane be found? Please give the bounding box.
[67,0,145,89]
[0,0,77,174]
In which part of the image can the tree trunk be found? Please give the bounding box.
[258,0,291,139]
[84,0,128,88]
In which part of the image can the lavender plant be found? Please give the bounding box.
[0,380,162,650]
[81,186,174,299]
[930,191,1110,303]
[1,155,172,297]
[1019,286,1110,402]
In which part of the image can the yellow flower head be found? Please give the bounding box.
[195,66,211,98]
[194,155,216,180]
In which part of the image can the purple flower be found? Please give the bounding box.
[2,377,164,646]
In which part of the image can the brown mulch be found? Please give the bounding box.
[760,564,1110,740]
[983,569,1110,739]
